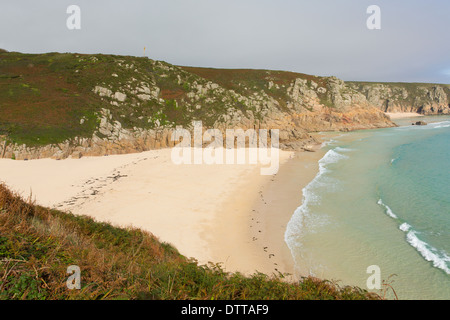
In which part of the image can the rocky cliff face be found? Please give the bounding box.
[348,82,450,115]
[0,51,402,160]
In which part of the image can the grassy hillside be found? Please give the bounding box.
[0,52,100,146]
[3,50,416,161]
[0,51,221,146]
[0,50,393,152]
[2,50,448,153]
[0,183,381,300]
[1,51,286,147]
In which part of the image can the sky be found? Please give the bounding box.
[1,0,449,84]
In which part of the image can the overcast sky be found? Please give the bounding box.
[1,0,449,84]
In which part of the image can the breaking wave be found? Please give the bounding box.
[429,121,450,129]
[377,199,450,275]
[402,224,450,275]
[377,199,398,219]
[285,148,348,251]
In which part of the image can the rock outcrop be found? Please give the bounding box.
[0,51,404,160]
[349,82,450,115]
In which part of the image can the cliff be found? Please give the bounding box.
[348,81,450,115]
[0,50,409,160]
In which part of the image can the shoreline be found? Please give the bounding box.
[202,133,335,279]
[385,112,424,119]
[0,142,330,280]
[206,148,326,279]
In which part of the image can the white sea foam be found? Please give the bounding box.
[399,222,411,232]
[430,121,450,129]
[403,228,450,275]
[334,147,353,153]
[318,149,348,173]
[377,199,398,219]
[320,139,335,148]
[433,124,450,128]
[285,148,348,247]
[394,120,450,131]
[398,222,450,274]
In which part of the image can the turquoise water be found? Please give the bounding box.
[285,115,450,300]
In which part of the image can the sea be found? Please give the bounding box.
[285,115,450,300]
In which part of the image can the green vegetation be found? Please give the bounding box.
[0,52,272,147]
[180,66,326,107]
[3,50,444,151]
[0,183,381,300]
[0,51,103,146]
[0,50,342,149]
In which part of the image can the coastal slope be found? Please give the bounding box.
[0,50,396,160]
[0,182,380,300]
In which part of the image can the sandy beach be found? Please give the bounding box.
[0,145,325,279]
[385,112,424,119]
